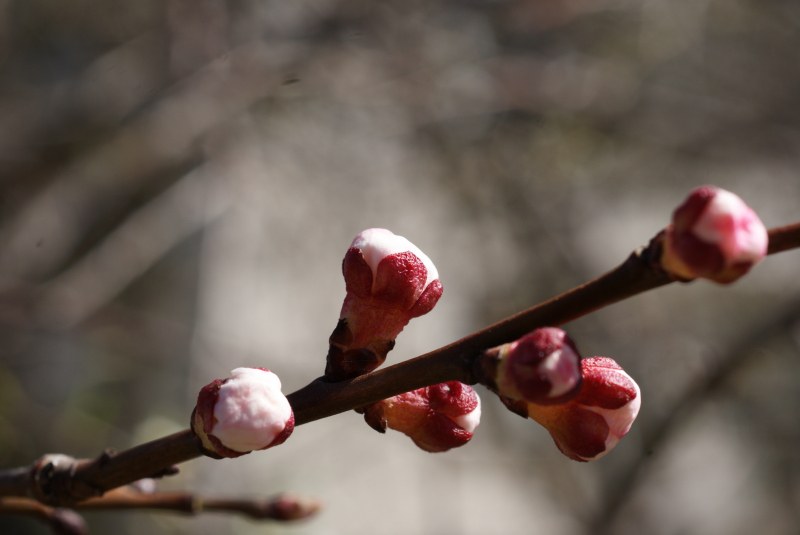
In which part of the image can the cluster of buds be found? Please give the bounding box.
[478,328,640,462]
[520,357,641,462]
[361,382,481,453]
[192,368,295,458]
[179,184,776,477]
[661,185,768,284]
[325,228,443,381]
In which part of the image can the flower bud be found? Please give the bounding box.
[267,494,322,521]
[526,357,641,462]
[661,185,768,284]
[479,327,582,405]
[362,381,481,453]
[192,367,294,458]
[325,228,443,380]
[50,508,88,535]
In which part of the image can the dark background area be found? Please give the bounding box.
[1,1,799,534]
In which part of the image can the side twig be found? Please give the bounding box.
[0,488,318,534]
[78,486,318,521]
[0,497,86,534]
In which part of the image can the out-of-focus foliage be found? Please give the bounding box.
[1,1,798,534]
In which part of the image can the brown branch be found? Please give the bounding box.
[0,488,318,531]
[0,497,87,534]
[78,487,319,521]
[0,433,201,505]
[1,222,798,506]
[766,221,800,255]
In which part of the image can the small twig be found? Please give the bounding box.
[201,494,320,521]
[78,486,319,521]
[1,222,798,505]
[0,497,87,535]
[0,488,318,533]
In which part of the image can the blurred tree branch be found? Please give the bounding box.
[1,487,319,535]
[0,40,305,284]
[35,164,231,328]
[592,295,800,534]
[76,487,320,521]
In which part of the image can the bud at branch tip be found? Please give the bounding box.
[661,185,768,284]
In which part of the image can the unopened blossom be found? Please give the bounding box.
[192,367,294,458]
[480,327,583,406]
[267,494,322,521]
[325,228,443,380]
[526,357,641,462]
[362,381,481,453]
[661,185,768,284]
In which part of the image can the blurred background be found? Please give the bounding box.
[1,0,799,534]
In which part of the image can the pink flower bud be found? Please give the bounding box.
[662,186,768,284]
[363,381,481,453]
[50,508,87,535]
[326,228,443,380]
[192,367,295,458]
[482,327,583,405]
[526,357,641,462]
[267,494,322,521]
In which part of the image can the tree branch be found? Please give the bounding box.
[0,497,86,534]
[766,221,800,255]
[0,488,318,534]
[2,222,798,506]
[78,486,319,521]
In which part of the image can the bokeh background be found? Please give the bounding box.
[1,1,799,534]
